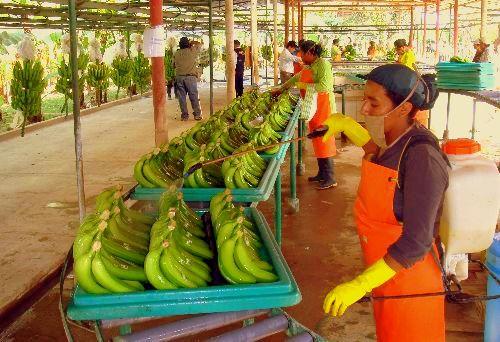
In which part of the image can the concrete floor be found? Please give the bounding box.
[0,87,227,323]
[0,86,487,340]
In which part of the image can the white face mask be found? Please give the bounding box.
[363,74,427,148]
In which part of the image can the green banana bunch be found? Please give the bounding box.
[72,187,155,294]
[55,54,88,115]
[132,52,151,95]
[221,144,267,189]
[209,191,278,284]
[248,122,282,155]
[182,144,224,188]
[87,62,110,106]
[145,192,213,289]
[135,147,184,189]
[10,59,47,136]
[164,48,175,81]
[111,56,133,99]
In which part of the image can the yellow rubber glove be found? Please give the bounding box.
[322,113,371,147]
[323,258,396,317]
[296,82,307,90]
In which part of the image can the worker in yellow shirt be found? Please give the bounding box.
[394,39,417,70]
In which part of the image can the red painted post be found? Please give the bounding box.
[149,0,167,146]
[435,0,440,62]
[453,0,458,56]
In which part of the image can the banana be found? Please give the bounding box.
[216,216,243,248]
[134,155,155,188]
[92,248,140,293]
[117,198,155,226]
[100,248,147,282]
[73,229,99,260]
[224,166,237,189]
[168,209,205,238]
[210,189,231,215]
[101,233,146,265]
[234,236,278,282]
[219,235,256,284]
[234,168,252,188]
[169,241,211,282]
[108,214,149,250]
[144,247,177,290]
[211,195,234,222]
[172,225,213,260]
[74,249,110,294]
[159,242,199,288]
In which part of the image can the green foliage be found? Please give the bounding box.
[164,49,175,81]
[260,45,273,62]
[111,56,133,98]
[132,52,151,95]
[0,31,23,54]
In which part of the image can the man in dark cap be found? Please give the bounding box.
[174,37,202,121]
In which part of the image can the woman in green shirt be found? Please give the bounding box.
[274,40,338,190]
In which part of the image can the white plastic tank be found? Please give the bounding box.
[439,138,500,256]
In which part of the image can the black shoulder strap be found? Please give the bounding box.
[396,133,450,190]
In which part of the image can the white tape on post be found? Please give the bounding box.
[143,25,166,58]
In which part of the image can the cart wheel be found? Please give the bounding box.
[296,163,305,176]
[288,198,300,213]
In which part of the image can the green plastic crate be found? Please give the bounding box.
[66,207,301,321]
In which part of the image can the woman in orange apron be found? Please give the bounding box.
[322,64,448,341]
[275,40,337,190]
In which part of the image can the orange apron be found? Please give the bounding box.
[293,51,303,74]
[354,158,445,342]
[299,69,336,158]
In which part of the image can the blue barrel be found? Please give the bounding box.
[485,235,500,342]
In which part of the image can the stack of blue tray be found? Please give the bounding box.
[436,62,495,90]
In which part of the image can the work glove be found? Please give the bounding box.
[323,258,396,317]
[296,82,307,90]
[322,113,371,147]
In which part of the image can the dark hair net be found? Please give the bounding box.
[366,64,439,110]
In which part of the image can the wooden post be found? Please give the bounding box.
[297,0,301,41]
[273,0,279,85]
[225,0,236,101]
[299,6,304,40]
[68,0,86,220]
[251,0,259,85]
[480,0,487,41]
[149,0,167,146]
[409,6,414,47]
[423,3,427,57]
[435,0,440,62]
[291,0,296,42]
[284,0,289,43]
[453,0,458,56]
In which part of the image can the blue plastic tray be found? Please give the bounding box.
[66,207,301,321]
[132,157,280,202]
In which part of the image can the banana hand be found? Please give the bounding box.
[323,258,396,317]
[322,113,371,147]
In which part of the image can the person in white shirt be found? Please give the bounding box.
[279,41,302,83]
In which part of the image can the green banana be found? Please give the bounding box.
[74,250,110,294]
[101,233,146,265]
[92,249,140,293]
[219,235,256,284]
[144,247,177,290]
[172,226,213,260]
[234,237,278,282]
[159,243,199,288]
[100,248,148,282]
[134,155,155,188]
